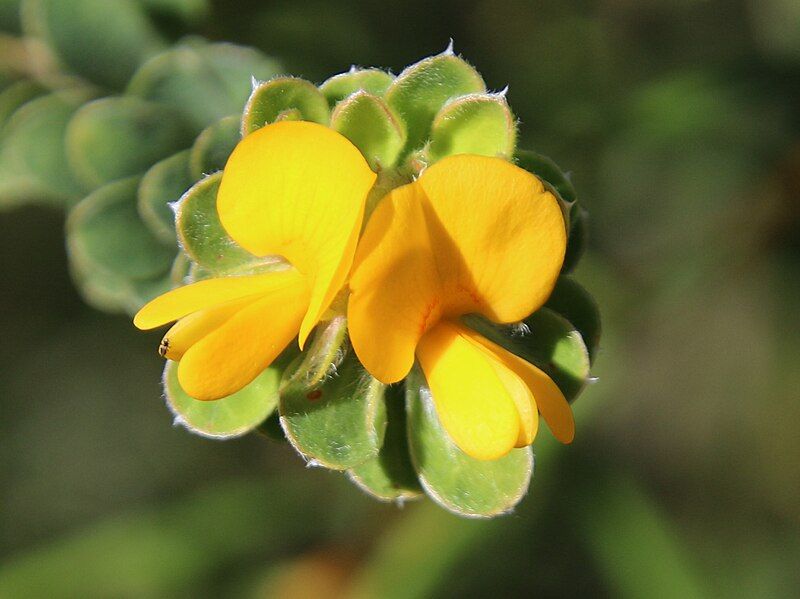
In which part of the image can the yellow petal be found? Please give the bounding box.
[178,276,310,400]
[418,154,566,322]
[416,321,520,460]
[348,182,441,383]
[470,336,539,447]
[158,296,256,360]
[134,267,302,330]
[460,327,575,444]
[216,121,377,348]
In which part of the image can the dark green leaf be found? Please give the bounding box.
[348,383,423,502]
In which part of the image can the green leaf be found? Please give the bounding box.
[348,383,423,502]
[330,92,405,170]
[241,76,329,134]
[385,51,485,153]
[427,93,516,162]
[128,38,281,132]
[545,276,601,363]
[21,0,164,89]
[137,150,192,244]
[405,365,533,517]
[0,0,22,33]
[0,90,87,208]
[515,149,577,204]
[65,96,193,190]
[175,172,271,273]
[280,319,387,470]
[463,307,591,402]
[137,0,209,23]
[67,177,174,283]
[0,80,44,128]
[563,202,587,273]
[188,115,239,179]
[163,359,282,439]
[67,178,177,313]
[319,68,394,106]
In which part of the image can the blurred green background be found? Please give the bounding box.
[2,0,799,597]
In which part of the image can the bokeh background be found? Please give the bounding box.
[2,0,799,596]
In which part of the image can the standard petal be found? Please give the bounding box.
[418,154,567,323]
[416,321,520,460]
[177,276,310,400]
[133,267,303,330]
[460,326,575,444]
[158,296,257,360]
[348,182,441,383]
[216,121,377,347]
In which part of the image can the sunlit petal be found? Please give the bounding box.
[178,277,310,400]
[419,154,566,322]
[460,326,575,443]
[133,267,302,330]
[349,182,441,383]
[416,321,520,460]
[216,121,376,347]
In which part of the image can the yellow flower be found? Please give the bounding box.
[348,154,574,460]
[134,121,376,400]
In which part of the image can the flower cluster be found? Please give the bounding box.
[134,50,598,517]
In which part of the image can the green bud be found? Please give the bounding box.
[348,384,423,502]
[65,96,193,190]
[464,307,591,402]
[242,76,329,134]
[67,176,175,312]
[128,39,281,132]
[188,115,240,179]
[174,172,267,273]
[385,49,486,153]
[405,366,534,517]
[0,90,87,208]
[137,150,193,244]
[280,319,388,470]
[319,67,394,106]
[330,92,406,170]
[0,80,45,129]
[21,0,165,89]
[427,93,516,162]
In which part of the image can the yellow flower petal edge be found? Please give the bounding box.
[216,121,377,348]
[134,269,296,331]
[460,326,575,444]
[349,154,567,383]
[416,321,521,460]
[178,279,310,400]
[348,182,439,383]
[418,154,566,323]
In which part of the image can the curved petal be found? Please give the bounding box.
[460,326,575,444]
[416,321,520,460]
[133,267,303,330]
[158,296,257,360]
[348,182,441,383]
[178,277,310,400]
[471,336,539,447]
[418,154,566,322]
[216,121,376,347]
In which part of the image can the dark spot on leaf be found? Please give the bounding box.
[306,389,323,401]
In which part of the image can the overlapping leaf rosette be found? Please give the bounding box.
[0,0,281,311]
[131,48,601,518]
